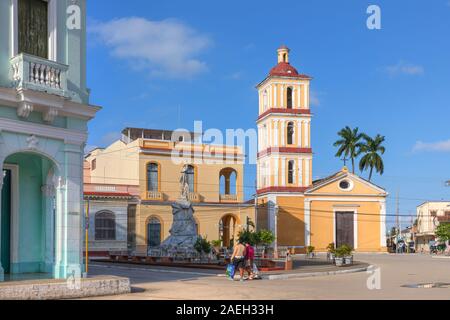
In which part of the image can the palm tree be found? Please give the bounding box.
[333,126,365,173]
[359,134,386,181]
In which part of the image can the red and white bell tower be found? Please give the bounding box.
[256,46,313,197]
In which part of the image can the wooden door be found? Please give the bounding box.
[336,211,354,248]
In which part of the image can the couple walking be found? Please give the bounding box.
[229,240,257,282]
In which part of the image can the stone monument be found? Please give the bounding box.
[151,165,199,255]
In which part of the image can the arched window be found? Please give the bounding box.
[263,90,268,111]
[287,87,293,109]
[288,160,295,184]
[186,165,195,193]
[147,217,162,247]
[95,211,116,241]
[287,122,294,145]
[220,168,237,195]
[147,163,159,192]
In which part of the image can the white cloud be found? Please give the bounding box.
[413,139,450,152]
[384,61,424,76]
[310,90,321,107]
[226,71,243,80]
[90,17,212,78]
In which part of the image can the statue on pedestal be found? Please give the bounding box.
[158,165,198,249]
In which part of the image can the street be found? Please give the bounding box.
[85,254,450,300]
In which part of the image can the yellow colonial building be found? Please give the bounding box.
[85,128,254,255]
[256,46,388,253]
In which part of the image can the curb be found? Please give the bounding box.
[266,265,370,281]
[431,256,450,260]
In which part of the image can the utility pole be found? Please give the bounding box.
[254,179,258,232]
[396,190,400,253]
[274,205,279,259]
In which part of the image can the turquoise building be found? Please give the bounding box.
[0,0,99,281]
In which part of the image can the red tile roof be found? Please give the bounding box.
[269,62,311,79]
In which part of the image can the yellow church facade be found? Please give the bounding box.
[255,46,388,253]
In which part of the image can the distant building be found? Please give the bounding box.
[416,201,450,252]
[83,159,139,257]
[84,128,254,255]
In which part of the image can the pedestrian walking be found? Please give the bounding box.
[244,242,256,280]
[230,240,247,282]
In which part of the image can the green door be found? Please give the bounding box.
[1,169,11,274]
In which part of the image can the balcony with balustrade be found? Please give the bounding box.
[10,53,69,98]
[220,194,238,203]
[147,191,164,201]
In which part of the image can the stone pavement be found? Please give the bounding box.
[83,253,450,300]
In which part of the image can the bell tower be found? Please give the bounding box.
[256,46,313,196]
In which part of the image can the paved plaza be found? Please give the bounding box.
[84,254,450,300]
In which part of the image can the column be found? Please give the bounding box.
[281,157,286,186]
[297,85,301,108]
[0,173,4,281]
[297,120,302,147]
[280,121,285,146]
[269,85,272,108]
[274,120,279,147]
[274,85,277,108]
[42,182,56,273]
[304,121,309,148]
[274,157,279,187]
[305,159,310,186]
[304,83,308,108]
[298,158,303,187]
[304,199,311,246]
[280,85,284,108]
[54,144,84,279]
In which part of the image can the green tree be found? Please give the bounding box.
[333,126,365,174]
[359,134,386,181]
[435,223,450,242]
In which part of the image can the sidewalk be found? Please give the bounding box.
[262,256,370,280]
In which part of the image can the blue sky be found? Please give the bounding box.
[85,0,450,228]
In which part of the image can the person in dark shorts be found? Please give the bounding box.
[230,240,247,282]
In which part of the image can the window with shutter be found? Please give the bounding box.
[18,0,48,59]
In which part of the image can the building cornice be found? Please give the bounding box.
[258,147,313,158]
[0,117,87,145]
[0,87,101,121]
[257,108,311,123]
[257,186,308,195]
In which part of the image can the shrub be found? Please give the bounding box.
[436,223,450,242]
[194,236,212,254]
[335,244,353,258]
[211,239,222,247]
[327,242,335,253]
[258,229,275,246]
[306,246,315,254]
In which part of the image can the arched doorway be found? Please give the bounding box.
[219,214,240,249]
[147,217,162,248]
[1,151,58,277]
